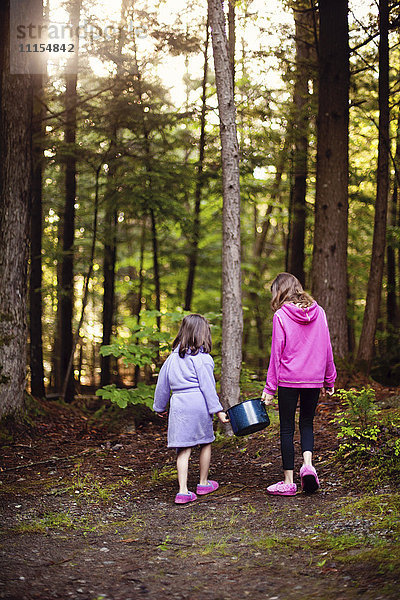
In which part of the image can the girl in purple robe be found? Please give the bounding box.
[153,314,229,504]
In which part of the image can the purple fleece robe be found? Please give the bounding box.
[263,301,336,395]
[153,347,223,448]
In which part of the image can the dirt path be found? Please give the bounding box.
[0,402,399,600]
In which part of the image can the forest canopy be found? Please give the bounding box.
[0,0,400,415]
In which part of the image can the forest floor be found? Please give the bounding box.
[0,389,400,600]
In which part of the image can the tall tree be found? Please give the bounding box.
[208,0,243,408]
[133,40,162,335]
[0,0,33,415]
[386,107,400,333]
[100,1,132,387]
[29,0,46,398]
[228,0,236,86]
[311,0,349,358]
[60,0,81,400]
[357,0,390,368]
[287,1,314,286]
[100,201,117,387]
[184,19,210,311]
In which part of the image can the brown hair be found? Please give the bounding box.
[172,314,212,358]
[270,272,314,312]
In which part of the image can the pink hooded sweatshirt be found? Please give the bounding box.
[263,301,336,395]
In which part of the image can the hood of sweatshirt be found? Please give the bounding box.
[279,301,319,324]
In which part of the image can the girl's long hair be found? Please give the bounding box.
[270,272,314,312]
[172,314,212,358]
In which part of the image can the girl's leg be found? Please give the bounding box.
[299,388,320,466]
[278,387,299,484]
[199,443,212,486]
[176,447,192,494]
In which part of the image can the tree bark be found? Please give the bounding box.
[228,0,236,87]
[100,3,128,386]
[52,218,63,391]
[208,0,243,409]
[184,19,209,311]
[386,108,400,332]
[60,0,81,401]
[133,41,161,333]
[0,0,33,416]
[100,205,117,387]
[29,67,46,398]
[288,2,313,286]
[150,208,161,331]
[311,0,349,358]
[356,0,390,368]
[133,219,147,386]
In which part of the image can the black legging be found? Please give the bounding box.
[278,387,320,471]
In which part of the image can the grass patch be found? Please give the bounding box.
[55,463,133,503]
[12,511,92,534]
[336,493,400,539]
[151,466,177,483]
[198,538,229,556]
[252,534,284,551]
[10,510,144,537]
[307,532,400,578]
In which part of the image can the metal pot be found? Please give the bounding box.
[227,398,270,437]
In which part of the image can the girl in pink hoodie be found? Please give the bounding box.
[262,273,336,496]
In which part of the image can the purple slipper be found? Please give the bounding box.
[267,481,297,496]
[174,491,197,504]
[196,480,219,495]
[300,464,320,493]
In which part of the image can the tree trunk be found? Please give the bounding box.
[100,3,128,387]
[208,0,243,409]
[287,2,313,286]
[150,208,161,331]
[52,217,63,391]
[133,219,147,386]
[133,42,161,333]
[228,0,236,87]
[60,0,81,401]
[311,0,349,358]
[29,69,46,398]
[356,0,390,368]
[0,0,33,416]
[100,205,117,387]
[386,108,400,332]
[184,19,209,311]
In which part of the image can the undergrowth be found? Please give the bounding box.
[331,387,400,487]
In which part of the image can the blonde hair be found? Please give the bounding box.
[270,272,314,312]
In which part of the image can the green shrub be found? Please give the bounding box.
[332,387,400,483]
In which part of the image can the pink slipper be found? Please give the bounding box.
[196,480,219,495]
[267,481,297,496]
[174,491,197,504]
[300,464,320,493]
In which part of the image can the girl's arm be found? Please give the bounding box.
[263,313,285,396]
[323,313,337,387]
[324,335,337,388]
[153,358,171,413]
[192,353,224,414]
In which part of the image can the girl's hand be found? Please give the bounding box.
[217,411,230,424]
[157,410,168,418]
[261,391,274,405]
[322,387,334,397]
